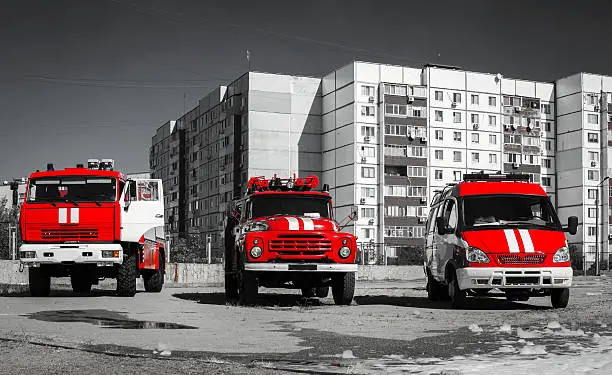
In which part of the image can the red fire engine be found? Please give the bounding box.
[224,175,358,305]
[19,159,166,297]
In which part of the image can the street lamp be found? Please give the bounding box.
[595,176,610,276]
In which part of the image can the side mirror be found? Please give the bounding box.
[436,217,447,235]
[565,216,578,235]
[232,226,241,237]
[129,182,137,198]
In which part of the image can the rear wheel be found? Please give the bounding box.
[449,271,467,309]
[28,267,50,297]
[332,272,355,306]
[144,256,164,293]
[315,286,329,298]
[116,251,137,297]
[551,288,569,308]
[426,271,444,301]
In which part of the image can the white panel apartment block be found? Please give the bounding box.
[322,72,336,97]
[335,63,355,90]
[354,61,380,83]
[515,80,536,98]
[556,73,582,98]
[501,79,516,95]
[403,67,422,85]
[466,72,499,94]
[380,64,403,83]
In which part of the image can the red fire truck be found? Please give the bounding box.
[19,159,166,297]
[224,175,358,306]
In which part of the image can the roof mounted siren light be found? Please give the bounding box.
[99,159,114,171]
[246,174,320,193]
[87,159,100,170]
[46,163,54,171]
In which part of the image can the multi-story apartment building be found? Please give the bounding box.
[152,62,612,267]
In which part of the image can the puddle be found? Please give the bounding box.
[26,309,197,329]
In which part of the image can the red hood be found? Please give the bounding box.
[462,228,567,254]
[259,216,337,231]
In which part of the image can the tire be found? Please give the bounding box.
[116,250,137,297]
[301,287,315,298]
[70,273,92,294]
[426,272,444,301]
[144,257,164,293]
[28,267,50,297]
[332,272,355,306]
[225,273,239,301]
[315,286,329,298]
[551,288,569,309]
[239,269,258,306]
[449,271,467,309]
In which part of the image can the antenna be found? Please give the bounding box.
[246,50,252,71]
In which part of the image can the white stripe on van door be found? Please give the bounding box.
[518,229,534,253]
[504,229,520,253]
[301,218,314,230]
[286,217,299,230]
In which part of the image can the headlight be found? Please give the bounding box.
[553,246,570,263]
[338,246,351,259]
[102,250,120,258]
[466,246,490,263]
[244,221,269,232]
[250,246,263,258]
[20,251,36,258]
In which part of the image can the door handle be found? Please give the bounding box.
[155,214,163,218]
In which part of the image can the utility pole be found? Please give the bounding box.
[596,176,610,275]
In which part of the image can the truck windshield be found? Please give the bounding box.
[462,194,561,230]
[27,177,117,203]
[251,195,331,219]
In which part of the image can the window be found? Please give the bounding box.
[544,122,552,132]
[409,146,426,157]
[361,228,374,238]
[505,153,519,163]
[470,113,479,124]
[361,85,375,97]
[453,93,461,103]
[545,140,553,151]
[435,150,443,160]
[453,151,462,162]
[588,170,599,181]
[407,166,427,177]
[489,153,497,164]
[542,158,551,168]
[453,171,462,181]
[408,186,426,197]
[588,151,599,161]
[384,84,407,96]
[435,130,443,140]
[541,177,551,187]
[588,226,596,237]
[453,112,461,123]
[361,187,375,198]
[585,93,598,105]
[541,103,551,114]
[488,96,496,106]
[362,126,375,137]
[406,206,427,217]
[435,110,443,122]
[384,144,407,157]
[411,108,423,118]
[587,132,599,143]
[588,114,599,124]
[488,115,496,126]
[385,104,407,116]
[523,136,539,147]
[361,208,375,218]
[471,94,479,105]
[361,167,375,178]
[384,226,425,238]
[385,185,407,197]
[435,170,443,180]
[588,188,597,199]
[435,90,443,101]
[385,124,408,136]
[471,133,480,144]
[588,208,596,218]
[453,131,462,142]
[386,205,406,217]
[489,134,497,144]
[361,146,376,157]
[471,152,480,163]
[361,105,375,117]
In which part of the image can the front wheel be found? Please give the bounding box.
[116,251,137,297]
[332,272,355,305]
[225,273,239,302]
[238,269,258,306]
[426,272,445,301]
[551,288,569,308]
[29,267,50,297]
[449,271,467,309]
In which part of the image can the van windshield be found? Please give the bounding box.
[462,194,561,231]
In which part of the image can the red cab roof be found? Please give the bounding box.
[29,168,124,180]
[458,181,546,197]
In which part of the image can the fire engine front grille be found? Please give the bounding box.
[269,239,332,253]
[41,228,99,241]
[497,254,545,265]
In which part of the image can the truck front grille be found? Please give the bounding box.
[497,254,545,265]
[269,239,332,253]
[41,228,99,241]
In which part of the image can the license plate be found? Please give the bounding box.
[288,264,317,271]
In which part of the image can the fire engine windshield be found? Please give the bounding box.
[462,194,561,230]
[250,195,331,219]
[27,177,117,203]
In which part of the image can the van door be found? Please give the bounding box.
[436,199,458,278]
[120,179,165,243]
[425,204,440,277]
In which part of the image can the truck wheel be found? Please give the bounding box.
[332,272,355,306]
[239,269,258,306]
[144,256,164,293]
[29,267,50,297]
[315,286,329,298]
[70,273,92,294]
[301,287,315,298]
[426,272,444,301]
[449,271,467,309]
[551,288,569,309]
[116,251,137,297]
[225,273,239,302]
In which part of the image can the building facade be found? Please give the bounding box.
[152,62,612,267]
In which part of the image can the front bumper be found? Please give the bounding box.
[456,267,572,290]
[244,263,357,273]
[19,243,123,266]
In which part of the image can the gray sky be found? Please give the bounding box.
[1,0,610,179]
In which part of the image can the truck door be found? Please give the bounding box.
[120,179,165,243]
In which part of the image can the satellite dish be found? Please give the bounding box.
[495,73,503,82]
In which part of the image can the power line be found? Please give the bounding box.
[2,74,225,89]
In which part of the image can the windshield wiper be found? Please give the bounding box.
[64,199,79,207]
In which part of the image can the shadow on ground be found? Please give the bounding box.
[172,292,326,308]
[354,295,550,310]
